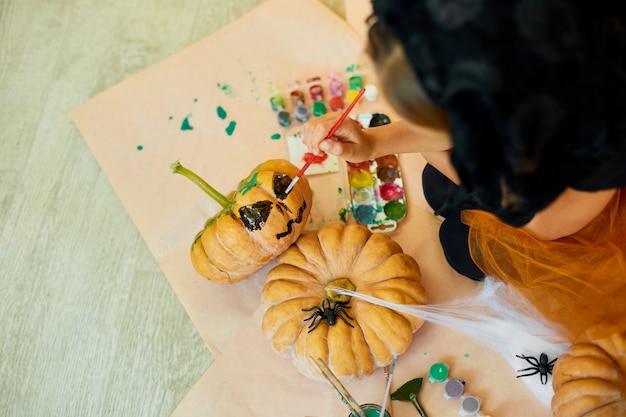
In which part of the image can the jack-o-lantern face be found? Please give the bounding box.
[236,171,307,239]
[172,159,312,284]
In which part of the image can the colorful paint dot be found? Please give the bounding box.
[338,187,343,194]
[338,208,348,222]
[464,353,470,358]
[225,121,237,136]
[194,98,198,102]
[217,83,234,96]
[181,116,193,131]
[137,145,143,151]
[217,106,227,120]
[270,133,281,140]
[168,115,173,120]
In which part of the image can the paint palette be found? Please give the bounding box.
[346,113,407,232]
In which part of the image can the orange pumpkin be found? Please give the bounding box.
[551,331,626,417]
[262,222,427,380]
[171,159,312,283]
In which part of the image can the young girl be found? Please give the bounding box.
[303,0,626,343]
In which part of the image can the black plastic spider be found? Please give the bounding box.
[302,298,355,333]
[515,352,557,385]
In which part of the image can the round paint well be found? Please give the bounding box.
[380,182,404,201]
[460,396,481,416]
[352,187,373,205]
[444,379,465,399]
[377,165,399,182]
[374,155,398,167]
[384,200,406,220]
[347,161,370,171]
[355,205,376,224]
[348,404,390,417]
[349,170,373,188]
[428,362,449,383]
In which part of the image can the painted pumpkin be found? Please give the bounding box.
[171,159,312,283]
[261,222,427,380]
[551,331,626,417]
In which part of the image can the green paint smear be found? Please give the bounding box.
[217,106,227,120]
[181,116,193,130]
[137,145,143,151]
[217,83,234,96]
[338,187,343,194]
[270,133,281,140]
[225,121,236,136]
[338,208,348,222]
[346,64,361,72]
[464,353,470,358]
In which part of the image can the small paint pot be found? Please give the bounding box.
[329,96,344,112]
[349,75,364,90]
[277,110,291,127]
[364,84,378,101]
[270,94,285,111]
[309,84,324,101]
[460,396,481,416]
[290,89,305,106]
[312,101,327,117]
[444,379,465,399]
[346,89,363,104]
[383,200,406,221]
[428,362,449,383]
[329,79,344,97]
[294,105,310,123]
[348,404,391,417]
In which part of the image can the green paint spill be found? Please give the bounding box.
[338,208,348,222]
[137,145,143,151]
[270,133,281,140]
[217,83,234,96]
[217,106,227,120]
[181,116,193,131]
[225,121,236,136]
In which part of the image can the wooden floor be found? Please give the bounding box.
[0,1,344,416]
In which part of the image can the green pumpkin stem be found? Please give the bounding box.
[170,161,231,209]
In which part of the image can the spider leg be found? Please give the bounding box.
[540,371,548,385]
[307,316,323,333]
[337,311,355,328]
[516,369,540,379]
[516,354,540,367]
[302,306,323,313]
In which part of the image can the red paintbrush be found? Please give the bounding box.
[285,87,366,194]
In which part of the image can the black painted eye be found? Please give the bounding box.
[239,201,273,231]
[273,172,292,200]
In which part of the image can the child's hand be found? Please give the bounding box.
[303,112,374,162]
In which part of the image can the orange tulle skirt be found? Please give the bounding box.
[462,188,626,343]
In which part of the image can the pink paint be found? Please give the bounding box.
[380,182,404,200]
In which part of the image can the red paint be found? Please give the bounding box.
[303,152,328,165]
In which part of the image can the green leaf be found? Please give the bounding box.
[391,377,423,401]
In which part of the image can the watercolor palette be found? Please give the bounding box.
[346,113,406,232]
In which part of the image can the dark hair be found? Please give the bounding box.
[366,16,449,132]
